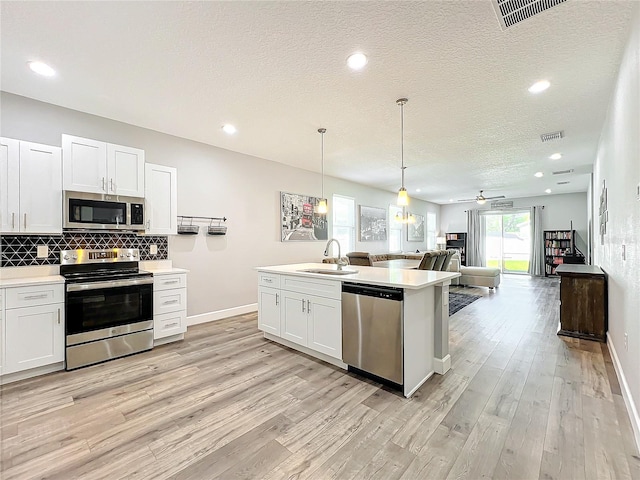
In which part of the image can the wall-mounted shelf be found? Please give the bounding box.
[177,216,227,236]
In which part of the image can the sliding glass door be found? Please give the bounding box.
[485,211,531,274]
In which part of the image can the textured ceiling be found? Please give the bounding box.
[0,1,634,204]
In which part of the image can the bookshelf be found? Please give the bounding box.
[544,230,584,276]
[446,233,467,266]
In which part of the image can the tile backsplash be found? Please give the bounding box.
[0,232,168,267]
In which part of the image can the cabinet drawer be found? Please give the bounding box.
[153,288,187,315]
[281,275,341,300]
[154,311,186,339]
[259,273,280,289]
[154,274,187,291]
[6,284,64,309]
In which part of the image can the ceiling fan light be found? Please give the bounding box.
[397,187,409,206]
[476,198,487,205]
[317,199,328,214]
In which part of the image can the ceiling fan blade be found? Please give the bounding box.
[485,195,506,200]
[457,198,476,202]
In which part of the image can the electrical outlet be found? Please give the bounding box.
[149,244,158,255]
[36,245,48,258]
[624,333,628,351]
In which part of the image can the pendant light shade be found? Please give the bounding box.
[317,128,328,214]
[397,187,409,206]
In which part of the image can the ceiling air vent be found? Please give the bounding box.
[552,169,574,175]
[557,181,571,185]
[540,130,564,142]
[492,0,567,30]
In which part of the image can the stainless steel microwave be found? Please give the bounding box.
[64,191,145,231]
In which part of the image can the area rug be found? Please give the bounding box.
[449,291,481,316]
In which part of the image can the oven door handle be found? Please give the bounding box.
[67,277,154,292]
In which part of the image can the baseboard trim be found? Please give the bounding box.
[1,362,64,385]
[187,303,258,326]
[264,332,347,370]
[607,333,640,452]
[434,354,451,375]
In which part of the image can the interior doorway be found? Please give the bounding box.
[484,211,531,274]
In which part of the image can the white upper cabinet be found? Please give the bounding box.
[0,137,20,232]
[0,137,62,234]
[62,134,145,197]
[145,163,177,234]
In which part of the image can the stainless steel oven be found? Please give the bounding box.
[61,248,153,370]
[64,191,145,231]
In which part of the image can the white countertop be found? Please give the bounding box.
[0,275,65,288]
[256,263,459,290]
[144,267,189,276]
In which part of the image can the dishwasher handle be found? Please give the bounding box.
[342,282,403,301]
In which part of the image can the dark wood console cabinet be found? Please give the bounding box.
[556,265,607,342]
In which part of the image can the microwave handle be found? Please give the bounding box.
[102,177,106,192]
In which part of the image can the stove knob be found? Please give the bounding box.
[126,252,132,258]
[72,255,78,260]
[132,252,138,258]
[63,254,70,261]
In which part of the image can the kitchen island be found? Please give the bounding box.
[256,262,460,397]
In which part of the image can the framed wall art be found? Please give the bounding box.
[280,191,328,241]
[359,205,387,241]
[407,213,425,242]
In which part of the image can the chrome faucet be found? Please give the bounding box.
[324,238,347,270]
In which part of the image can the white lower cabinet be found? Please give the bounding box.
[153,273,187,341]
[0,290,4,376]
[3,285,65,375]
[258,286,281,336]
[257,274,342,360]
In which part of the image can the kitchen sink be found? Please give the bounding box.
[298,268,358,275]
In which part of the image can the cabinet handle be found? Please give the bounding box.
[23,294,48,300]
[165,322,179,328]
[163,280,179,285]
[302,299,305,313]
[24,213,27,229]
[57,308,61,324]
[275,293,279,306]
[264,278,273,283]
[307,300,311,313]
[102,177,106,191]
[110,178,115,192]
[163,299,179,305]
[11,212,15,229]
[146,220,150,229]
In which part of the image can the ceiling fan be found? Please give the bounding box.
[457,190,505,205]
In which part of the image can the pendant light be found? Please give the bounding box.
[317,128,328,214]
[396,98,409,207]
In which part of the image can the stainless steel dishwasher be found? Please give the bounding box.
[342,282,404,386]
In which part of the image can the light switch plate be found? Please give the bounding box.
[37,245,48,258]
[149,244,158,255]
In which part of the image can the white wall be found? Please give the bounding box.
[592,4,640,449]
[439,192,589,254]
[0,92,439,317]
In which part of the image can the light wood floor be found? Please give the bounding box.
[1,275,639,479]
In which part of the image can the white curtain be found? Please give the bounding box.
[466,209,486,266]
[529,206,545,276]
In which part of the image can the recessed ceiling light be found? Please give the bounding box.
[549,153,562,160]
[416,188,421,192]
[528,80,550,94]
[449,199,454,202]
[535,172,544,178]
[545,189,552,194]
[28,61,55,77]
[347,52,368,70]
[222,124,237,135]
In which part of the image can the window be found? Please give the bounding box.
[331,195,355,255]
[426,212,437,250]
[389,205,403,252]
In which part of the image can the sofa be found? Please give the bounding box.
[448,252,501,289]
[346,251,425,266]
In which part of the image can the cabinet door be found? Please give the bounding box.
[4,304,64,374]
[145,163,177,234]
[154,311,186,340]
[0,290,5,375]
[258,286,281,336]
[307,295,342,359]
[107,143,144,197]
[0,137,20,233]
[19,142,62,234]
[281,290,308,346]
[62,134,107,194]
